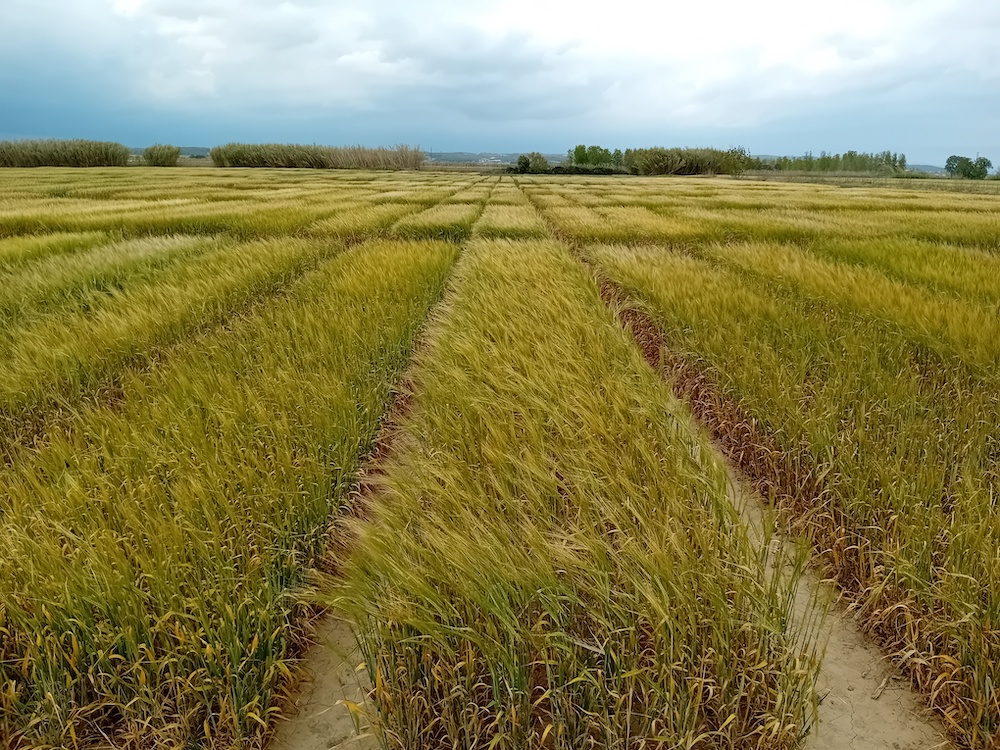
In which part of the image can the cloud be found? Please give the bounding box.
[2,0,1000,161]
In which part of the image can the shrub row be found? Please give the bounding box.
[209,143,425,170]
[143,144,181,167]
[0,140,131,168]
[624,146,754,176]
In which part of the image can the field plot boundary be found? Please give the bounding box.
[2,168,994,750]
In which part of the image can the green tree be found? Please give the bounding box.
[586,145,612,166]
[516,155,531,173]
[527,152,550,173]
[945,155,967,176]
[611,149,624,169]
[572,144,588,165]
[969,156,993,179]
[722,146,753,176]
[946,155,992,179]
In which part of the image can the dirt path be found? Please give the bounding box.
[724,469,950,750]
[806,611,947,750]
[269,619,375,750]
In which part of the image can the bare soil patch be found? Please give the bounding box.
[269,619,375,750]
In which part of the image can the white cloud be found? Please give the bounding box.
[112,0,146,15]
[3,0,1000,157]
[92,0,1000,122]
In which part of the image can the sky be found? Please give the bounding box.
[2,0,999,165]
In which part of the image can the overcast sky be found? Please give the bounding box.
[2,0,998,164]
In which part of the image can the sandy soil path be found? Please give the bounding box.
[269,619,375,750]
[725,469,950,750]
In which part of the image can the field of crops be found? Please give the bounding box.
[0,166,997,749]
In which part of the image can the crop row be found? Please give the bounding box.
[338,239,821,749]
[0,236,339,452]
[0,173,510,242]
[518,177,1000,251]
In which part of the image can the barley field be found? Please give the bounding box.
[0,167,997,749]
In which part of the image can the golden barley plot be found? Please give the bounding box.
[0,167,997,749]
[0,169,463,748]
[548,180,1000,747]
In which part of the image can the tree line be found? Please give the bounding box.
[0,140,425,169]
[514,146,755,176]
[768,150,907,173]
[514,144,998,180]
[516,145,909,177]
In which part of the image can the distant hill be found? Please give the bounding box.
[908,164,946,174]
